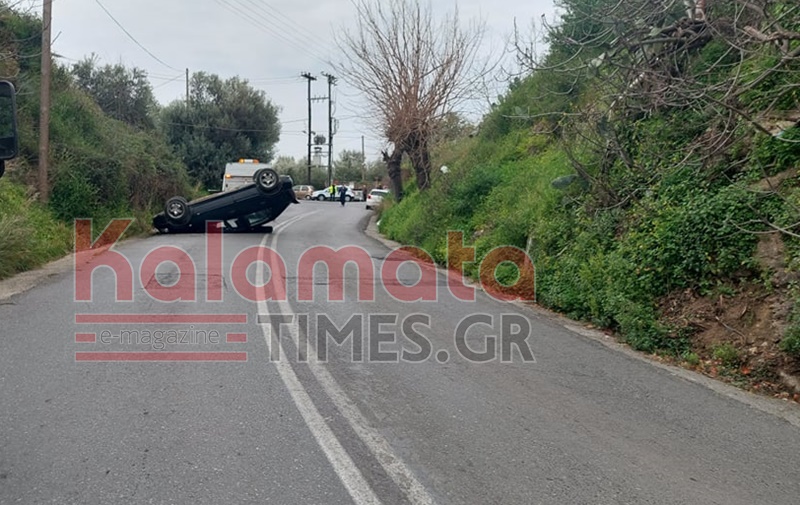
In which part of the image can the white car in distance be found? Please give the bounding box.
[365,189,389,210]
[310,187,356,201]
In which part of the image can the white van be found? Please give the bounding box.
[222,159,273,192]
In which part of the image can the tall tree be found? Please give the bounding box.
[333,149,366,182]
[71,56,157,130]
[273,155,328,188]
[160,72,281,189]
[335,0,486,198]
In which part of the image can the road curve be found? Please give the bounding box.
[1,200,799,504]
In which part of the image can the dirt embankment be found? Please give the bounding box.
[659,232,800,401]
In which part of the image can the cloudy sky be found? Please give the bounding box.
[31,0,556,161]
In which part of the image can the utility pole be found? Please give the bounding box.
[38,0,53,203]
[300,72,316,185]
[321,72,336,187]
[185,68,190,107]
[361,135,366,183]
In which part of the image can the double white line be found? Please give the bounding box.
[257,211,436,505]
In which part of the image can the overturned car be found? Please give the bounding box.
[153,168,298,233]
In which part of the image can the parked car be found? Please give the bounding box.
[152,168,298,233]
[293,184,315,200]
[365,188,390,210]
[310,186,356,201]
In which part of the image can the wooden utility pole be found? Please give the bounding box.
[185,68,190,106]
[300,72,316,185]
[321,72,336,187]
[361,135,366,183]
[38,0,53,203]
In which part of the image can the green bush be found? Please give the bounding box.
[712,343,742,367]
[779,325,800,358]
[50,170,100,220]
[682,351,701,366]
[619,181,760,296]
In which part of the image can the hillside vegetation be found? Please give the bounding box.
[0,6,189,278]
[380,0,800,395]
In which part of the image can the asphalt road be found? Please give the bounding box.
[2,200,800,504]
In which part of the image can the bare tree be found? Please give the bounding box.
[335,0,486,198]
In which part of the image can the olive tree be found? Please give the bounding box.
[160,72,281,189]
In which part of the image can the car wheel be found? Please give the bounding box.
[254,168,280,193]
[346,195,353,202]
[316,194,325,201]
[304,195,311,200]
[365,205,370,210]
[164,196,191,226]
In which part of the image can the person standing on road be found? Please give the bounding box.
[339,184,347,206]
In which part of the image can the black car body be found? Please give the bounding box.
[153,168,298,233]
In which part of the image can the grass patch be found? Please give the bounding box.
[0,179,72,280]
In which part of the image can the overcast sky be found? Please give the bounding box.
[30,0,556,162]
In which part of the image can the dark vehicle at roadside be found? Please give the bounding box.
[152,168,298,233]
[0,80,19,179]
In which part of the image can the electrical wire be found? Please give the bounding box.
[161,121,278,133]
[229,0,329,62]
[93,0,180,72]
[214,0,330,67]
[243,0,320,43]
[151,74,184,89]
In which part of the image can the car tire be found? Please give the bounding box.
[164,196,191,226]
[254,168,280,194]
[346,195,353,202]
[365,205,370,210]
[316,194,326,201]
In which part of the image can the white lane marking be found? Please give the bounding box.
[261,215,437,505]
[272,211,314,231]
[256,211,381,505]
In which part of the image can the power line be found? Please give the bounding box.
[231,0,328,62]
[151,74,184,90]
[248,76,303,83]
[161,121,278,133]
[246,0,320,43]
[149,74,185,81]
[92,0,180,72]
[215,0,329,67]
